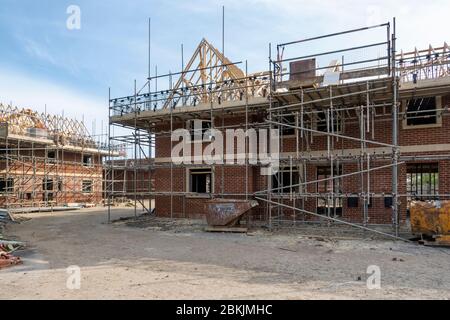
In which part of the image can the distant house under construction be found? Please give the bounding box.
[0,104,112,209]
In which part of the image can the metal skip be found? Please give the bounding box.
[204,199,258,228]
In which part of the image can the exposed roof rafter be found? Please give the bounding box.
[163,38,246,109]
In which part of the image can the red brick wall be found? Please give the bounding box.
[0,149,104,207]
[152,94,450,225]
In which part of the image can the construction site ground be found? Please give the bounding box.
[1,207,449,299]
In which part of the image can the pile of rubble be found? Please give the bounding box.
[0,209,23,269]
[0,243,22,269]
[113,214,205,233]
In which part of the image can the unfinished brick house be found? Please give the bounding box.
[105,158,154,210]
[0,104,111,209]
[108,22,450,235]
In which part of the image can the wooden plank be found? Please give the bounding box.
[204,227,248,233]
[279,67,390,90]
[421,240,450,248]
[340,67,389,80]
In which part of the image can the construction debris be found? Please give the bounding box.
[0,244,22,269]
[112,214,205,233]
[0,209,24,269]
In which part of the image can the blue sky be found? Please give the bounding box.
[0,0,449,136]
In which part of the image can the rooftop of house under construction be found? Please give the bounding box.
[0,104,114,210]
[0,104,110,152]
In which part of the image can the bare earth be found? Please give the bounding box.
[1,207,449,300]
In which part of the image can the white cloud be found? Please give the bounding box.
[1,0,448,140]
[198,0,448,49]
[19,36,82,77]
[23,38,57,66]
[0,67,108,136]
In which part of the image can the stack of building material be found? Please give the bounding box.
[0,244,22,269]
[0,209,23,269]
[0,107,47,137]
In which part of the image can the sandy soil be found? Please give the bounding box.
[1,207,449,300]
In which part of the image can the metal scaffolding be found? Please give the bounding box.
[106,38,270,220]
[259,22,401,236]
[107,20,450,240]
[0,104,111,211]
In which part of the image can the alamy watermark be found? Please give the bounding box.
[66,265,81,290]
[366,265,381,290]
[171,120,280,175]
[66,5,81,30]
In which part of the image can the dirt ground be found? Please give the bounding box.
[1,207,449,300]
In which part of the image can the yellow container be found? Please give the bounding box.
[410,201,450,246]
